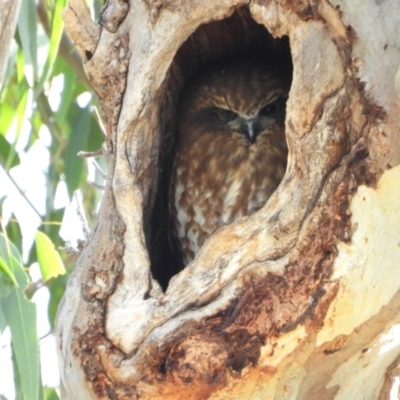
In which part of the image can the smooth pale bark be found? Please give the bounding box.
[0,0,21,90]
[56,0,400,399]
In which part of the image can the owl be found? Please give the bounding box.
[170,58,290,266]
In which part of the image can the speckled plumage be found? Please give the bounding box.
[170,59,290,265]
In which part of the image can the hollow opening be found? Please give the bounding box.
[148,6,292,290]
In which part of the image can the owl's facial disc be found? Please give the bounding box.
[214,110,258,144]
[227,96,287,144]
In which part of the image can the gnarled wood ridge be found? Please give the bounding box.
[57,0,400,398]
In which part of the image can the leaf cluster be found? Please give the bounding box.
[0,0,103,398]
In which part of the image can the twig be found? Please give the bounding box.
[91,159,107,179]
[87,180,105,190]
[78,150,103,158]
[0,167,42,219]
[73,191,90,238]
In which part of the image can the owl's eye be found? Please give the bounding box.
[213,108,236,123]
[259,97,286,117]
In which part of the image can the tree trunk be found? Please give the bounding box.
[56,0,400,398]
[0,0,21,90]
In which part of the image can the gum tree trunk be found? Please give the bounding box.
[56,0,400,399]
[0,0,21,89]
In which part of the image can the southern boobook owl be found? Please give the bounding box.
[170,58,290,265]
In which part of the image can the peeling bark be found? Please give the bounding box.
[56,0,400,398]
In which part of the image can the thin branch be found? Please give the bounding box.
[93,105,107,138]
[0,166,42,219]
[73,191,90,238]
[78,150,103,158]
[87,180,105,190]
[91,158,107,179]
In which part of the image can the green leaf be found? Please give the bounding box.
[6,217,23,251]
[0,61,29,144]
[2,293,40,400]
[0,102,16,137]
[17,44,26,84]
[17,0,38,84]
[65,103,92,196]
[47,273,68,329]
[35,231,65,281]
[54,65,78,124]
[0,233,22,286]
[44,386,59,400]
[0,302,6,332]
[87,112,104,152]
[15,84,29,144]
[0,233,25,288]
[42,209,64,245]
[11,345,24,400]
[35,0,68,98]
[0,135,21,169]
[0,234,40,400]
[39,370,44,400]
[0,274,14,299]
[0,233,15,297]
[0,255,17,286]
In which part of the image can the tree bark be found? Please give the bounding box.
[0,0,21,90]
[56,0,400,399]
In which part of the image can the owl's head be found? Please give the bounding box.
[178,58,291,145]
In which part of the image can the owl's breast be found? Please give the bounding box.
[170,131,287,265]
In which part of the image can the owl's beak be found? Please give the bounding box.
[245,119,256,144]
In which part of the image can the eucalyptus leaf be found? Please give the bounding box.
[0,302,7,332]
[2,292,40,400]
[65,103,91,196]
[0,233,23,286]
[0,135,21,169]
[35,231,65,281]
[0,255,17,286]
[54,64,77,124]
[35,0,68,98]
[0,233,40,400]
[6,217,23,254]
[0,102,16,137]
[44,386,59,400]
[17,0,38,84]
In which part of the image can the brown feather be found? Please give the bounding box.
[170,59,290,265]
